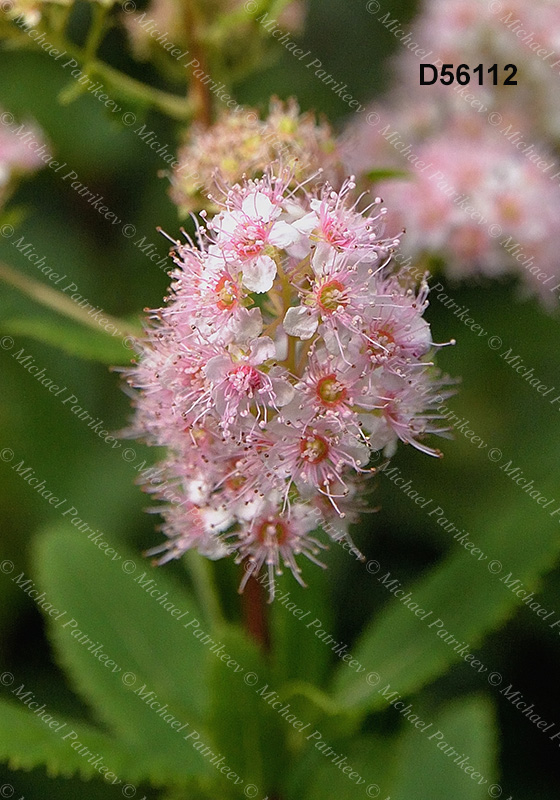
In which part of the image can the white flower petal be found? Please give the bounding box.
[311,242,335,275]
[269,220,301,247]
[229,307,263,343]
[204,355,231,383]
[242,191,275,220]
[344,440,371,468]
[271,376,295,407]
[250,336,276,365]
[213,210,240,236]
[242,255,277,293]
[293,210,319,235]
[283,306,318,340]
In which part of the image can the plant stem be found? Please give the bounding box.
[83,2,109,65]
[285,333,297,374]
[59,4,111,105]
[0,260,139,338]
[184,2,213,126]
[48,2,73,37]
[276,258,298,374]
[282,680,344,716]
[184,551,225,629]
[241,573,271,653]
[91,57,194,119]
[3,22,193,120]
[295,335,315,376]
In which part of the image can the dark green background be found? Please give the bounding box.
[1,0,559,797]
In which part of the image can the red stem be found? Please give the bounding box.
[241,574,271,652]
[184,4,213,127]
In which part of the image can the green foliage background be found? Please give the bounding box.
[1,1,559,798]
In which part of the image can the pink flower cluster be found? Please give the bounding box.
[355,117,560,297]
[125,170,451,593]
[169,98,343,216]
[342,0,560,302]
[407,0,560,141]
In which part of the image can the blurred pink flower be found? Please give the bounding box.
[0,110,49,206]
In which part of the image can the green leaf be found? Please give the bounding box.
[0,316,136,364]
[286,733,397,800]
[0,205,27,231]
[269,562,335,687]
[34,525,213,783]
[207,626,287,796]
[390,696,497,800]
[366,169,409,183]
[332,478,560,712]
[0,699,143,783]
[287,696,496,800]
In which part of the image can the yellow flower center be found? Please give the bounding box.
[300,434,329,463]
[317,280,346,313]
[317,374,346,406]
